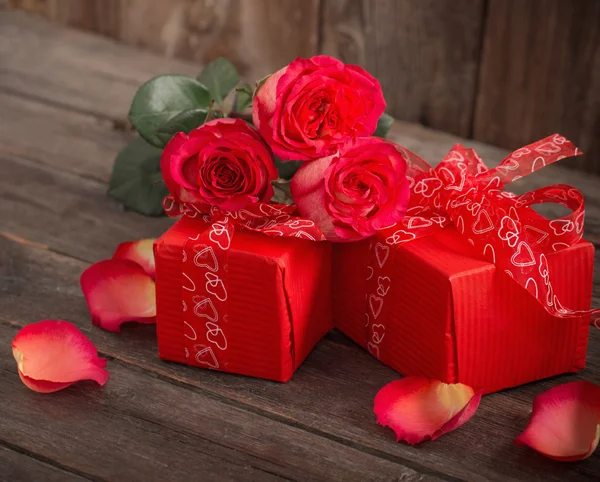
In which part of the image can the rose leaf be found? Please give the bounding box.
[197,57,239,105]
[234,83,253,112]
[156,108,209,146]
[274,156,302,181]
[108,136,169,216]
[128,75,211,147]
[374,112,395,138]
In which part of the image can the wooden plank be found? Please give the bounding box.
[1,208,599,481]
[0,11,197,120]
[6,2,320,82]
[0,321,434,482]
[0,445,90,482]
[473,0,600,174]
[321,0,486,137]
[0,91,127,182]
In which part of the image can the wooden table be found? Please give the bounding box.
[1,12,599,482]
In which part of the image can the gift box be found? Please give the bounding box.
[333,135,596,394]
[154,210,332,382]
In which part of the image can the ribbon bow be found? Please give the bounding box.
[162,196,325,371]
[379,133,597,323]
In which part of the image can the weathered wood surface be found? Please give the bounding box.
[321,0,486,138]
[10,1,600,175]
[1,12,600,481]
[473,0,600,174]
[7,0,319,81]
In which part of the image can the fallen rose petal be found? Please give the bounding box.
[12,320,109,393]
[374,377,482,445]
[113,238,157,278]
[80,259,156,332]
[514,381,600,461]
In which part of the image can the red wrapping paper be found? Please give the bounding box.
[334,232,593,394]
[155,215,332,382]
[333,135,596,393]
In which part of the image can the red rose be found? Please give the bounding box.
[290,137,410,241]
[160,118,278,211]
[253,55,386,162]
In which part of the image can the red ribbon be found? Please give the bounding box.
[364,134,598,361]
[163,197,325,370]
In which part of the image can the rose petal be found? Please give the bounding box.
[12,320,109,393]
[112,239,156,279]
[80,259,156,332]
[374,377,482,445]
[514,381,600,461]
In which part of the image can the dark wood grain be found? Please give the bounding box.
[473,0,600,174]
[0,445,91,482]
[6,1,320,82]
[321,0,486,137]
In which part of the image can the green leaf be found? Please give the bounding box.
[197,57,239,104]
[156,108,209,145]
[275,157,302,180]
[128,75,211,148]
[108,137,169,216]
[374,112,395,138]
[234,83,253,112]
[253,75,270,98]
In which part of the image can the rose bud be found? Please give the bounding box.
[253,55,386,162]
[291,137,410,242]
[160,118,278,211]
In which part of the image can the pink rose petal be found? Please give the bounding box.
[514,381,600,461]
[12,320,109,393]
[113,238,157,279]
[80,259,156,332]
[374,377,482,445]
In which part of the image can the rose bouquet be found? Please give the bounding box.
[108,56,408,240]
[103,55,413,381]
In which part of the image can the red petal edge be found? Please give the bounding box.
[80,259,156,332]
[113,238,157,279]
[374,377,483,445]
[12,320,109,393]
[514,381,600,461]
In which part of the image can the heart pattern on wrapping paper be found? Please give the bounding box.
[295,230,316,241]
[285,219,315,230]
[498,216,519,248]
[407,216,433,229]
[205,272,228,301]
[413,177,443,198]
[523,225,549,245]
[511,241,536,267]
[375,243,390,268]
[209,223,232,250]
[386,229,416,245]
[367,341,380,359]
[376,276,391,297]
[194,245,218,272]
[371,324,385,344]
[549,219,574,236]
[193,296,218,322]
[369,294,384,319]
[194,344,219,369]
[205,322,227,350]
[472,209,494,234]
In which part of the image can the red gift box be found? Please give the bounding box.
[334,232,593,394]
[333,135,597,393]
[154,207,332,382]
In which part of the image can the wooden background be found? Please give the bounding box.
[9,0,600,174]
